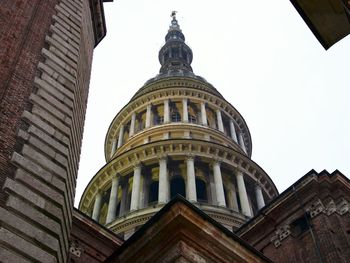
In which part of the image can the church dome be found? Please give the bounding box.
[79,13,278,239]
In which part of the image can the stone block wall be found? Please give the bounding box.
[0,0,100,262]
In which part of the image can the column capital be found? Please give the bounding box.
[111,173,121,180]
[254,181,263,189]
[186,154,195,161]
[132,161,142,169]
[235,169,244,176]
[158,154,168,161]
[210,158,222,167]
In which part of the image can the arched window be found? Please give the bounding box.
[171,112,181,122]
[170,177,186,199]
[148,181,159,204]
[196,178,208,203]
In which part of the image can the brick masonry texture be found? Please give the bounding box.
[0,0,96,262]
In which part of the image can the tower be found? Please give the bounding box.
[79,13,278,239]
[0,1,109,262]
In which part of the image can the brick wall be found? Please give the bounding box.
[68,210,122,262]
[0,0,100,262]
[237,172,350,263]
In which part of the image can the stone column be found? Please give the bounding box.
[255,184,265,209]
[182,98,188,123]
[130,164,142,211]
[238,132,247,154]
[139,174,145,209]
[216,109,224,132]
[117,125,124,148]
[119,181,128,216]
[229,120,238,143]
[158,156,169,203]
[145,104,152,128]
[186,156,197,202]
[129,113,136,137]
[110,139,117,158]
[106,175,120,224]
[212,161,226,207]
[236,171,252,217]
[164,99,170,123]
[227,182,239,212]
[200,102,208,126]
[92,191,102,221]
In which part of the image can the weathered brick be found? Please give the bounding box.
[0,0,102,262]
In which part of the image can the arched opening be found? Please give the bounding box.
[170,176,186,198]
[148,181,159,204]
[196,178,208,203]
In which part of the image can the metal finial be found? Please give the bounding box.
[171,11,177,20]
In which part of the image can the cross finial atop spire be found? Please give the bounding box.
[171,11,177,20]
[169,11,180,32]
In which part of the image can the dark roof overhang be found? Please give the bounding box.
[290,0,350,49]
[89,0,112,47]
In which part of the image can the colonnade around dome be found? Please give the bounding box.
[105,80,253,161]
[80,138,278,238]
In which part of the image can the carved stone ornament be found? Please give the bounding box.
[306,198,350,218]
[270,225,291,248]
[69,240,83,258]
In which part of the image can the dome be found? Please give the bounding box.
[79,13,278,240]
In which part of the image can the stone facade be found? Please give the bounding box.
[0,1,109,262]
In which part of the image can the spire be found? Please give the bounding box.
[158,11,193,74]
[169,11,181,32]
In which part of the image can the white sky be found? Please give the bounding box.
[75,0,350,207]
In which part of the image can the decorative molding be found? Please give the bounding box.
[271,197,350,248]
[69,240,83,258]
[306,198,350,218]
[271,225,291,248]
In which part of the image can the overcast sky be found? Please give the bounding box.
[74,0,350,207]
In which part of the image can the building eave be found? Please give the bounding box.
[89,0,111,47]
[290,0,350,49]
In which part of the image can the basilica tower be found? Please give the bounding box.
[79,13,278,239]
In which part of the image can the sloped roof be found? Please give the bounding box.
[106,195,272,263]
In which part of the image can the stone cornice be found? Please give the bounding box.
[132,77,223,100]
[106,202,248,235]
[111,122,245,158]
